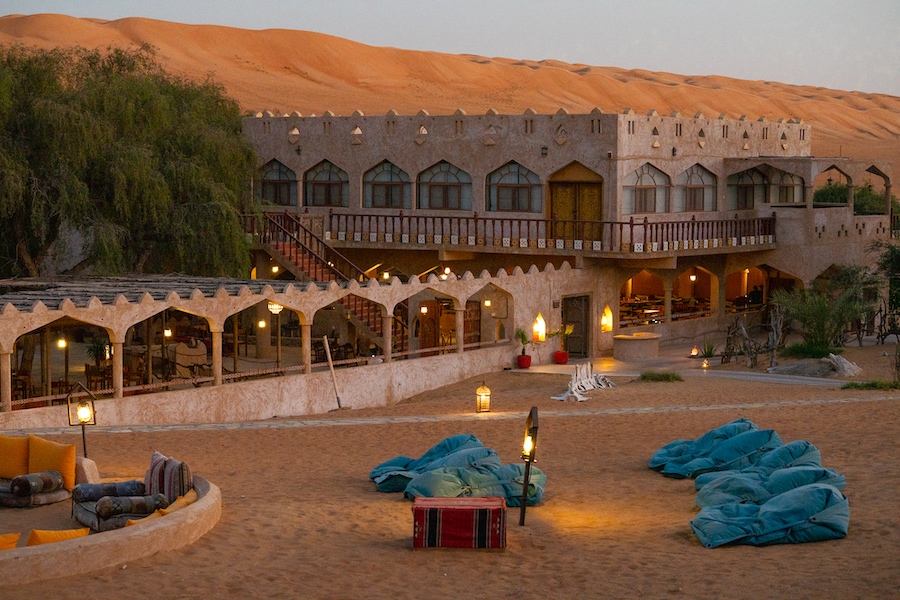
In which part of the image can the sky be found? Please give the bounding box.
[3,0,899,96]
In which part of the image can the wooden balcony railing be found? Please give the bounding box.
[322,213,776,253]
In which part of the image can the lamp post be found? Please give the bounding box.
[268,302,284,369]
[520,406,539,526]
[66,382,96,458]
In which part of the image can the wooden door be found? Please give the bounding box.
[562,295,590,359]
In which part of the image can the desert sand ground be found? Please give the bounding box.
[2,340,898,599]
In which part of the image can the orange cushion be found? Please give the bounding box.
[159,488,198,515]
[26,528,89,546]
[126,509,164,527]
[0,532,21,551]
[0,434,29,479]
[28,435,76,491]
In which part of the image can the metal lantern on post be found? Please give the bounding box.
[268,301,284,369]
[66,382,97,458]
[519,406,539,526]
[475,382,491,413]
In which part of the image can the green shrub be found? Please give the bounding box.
[639,371,683,382]
[780,343,840,359]
[841,381,900,390]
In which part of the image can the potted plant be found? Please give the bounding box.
[549,324,574,364]
[514,328,533,369]
[85,338,108,367]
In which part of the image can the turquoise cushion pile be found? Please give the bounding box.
[650,418,849,548]
[370,434,546,507]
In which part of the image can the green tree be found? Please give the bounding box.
[772,264,876,350]
[869,239,900,311]
[0,44,256,277]
[813,180,897,215]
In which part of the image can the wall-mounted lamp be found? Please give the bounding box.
[483,299,491,308]
[520,406,539,526]
[689,274,697,282]
[475,382,491,413]
[420,305,428,315]
[382,271,391,280]
[533,313,546,342]
[66,382,97,458]
[258,319,267,329]
[272,265,280,274]
[601,306,613,332]
[57,337,67,349]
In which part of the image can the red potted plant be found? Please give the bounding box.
[549,324,574,364]
[515,328,532,369]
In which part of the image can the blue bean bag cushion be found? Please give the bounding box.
[660,429,783,479]
[370,434,500,493]
[695,466,846,508]
[403,463,546,507]
[649,418,758,471]
[690,483,849,547]
[694,440,822,489]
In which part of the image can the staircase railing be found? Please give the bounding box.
[243,212,410,354]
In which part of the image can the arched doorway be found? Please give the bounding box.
[548,162,603,239]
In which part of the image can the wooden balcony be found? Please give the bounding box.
[319,213,777,256]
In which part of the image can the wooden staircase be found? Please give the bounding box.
[243,212,409,354]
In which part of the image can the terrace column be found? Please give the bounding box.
[885,183,893,215]
[1,352,10,412]
[715,275,727,318]
[456,309,465,353]
[112,341,123,398]
[663,281,673,323]
[804,184,814,209]
[847,184,855,213]
[301,323,312,373]
[382,315,393,363]
[211,329,223,386]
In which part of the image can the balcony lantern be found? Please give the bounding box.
[475,382,491,413]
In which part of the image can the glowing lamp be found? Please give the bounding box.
[689,274,697,282]
[382,271,390,280]
[272,265,280,274]
[475,382,491,413]
[258,319,267,329]
[267,302,284,315]
[420,306,428,314]
[66,383,97,458]
[164,328,172,338]
[519,406,539,526]
[533,313,546,342]
[57,337,67,349]
[690,345,700,357]
[702,358,710,368]
[483,299,492,308]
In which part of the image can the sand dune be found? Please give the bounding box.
[1,13,897,169]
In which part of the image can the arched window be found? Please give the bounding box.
[417,161,472,210]
[304,160,349,207]
[487,162,542,212]
[623,163,669,214]
[258,160,297,206]
[774,170,804,204]
[674,164,717,212]
[727,169,767,210]
[363,161,411,209]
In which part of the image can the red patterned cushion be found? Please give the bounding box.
[144,451,192,504]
